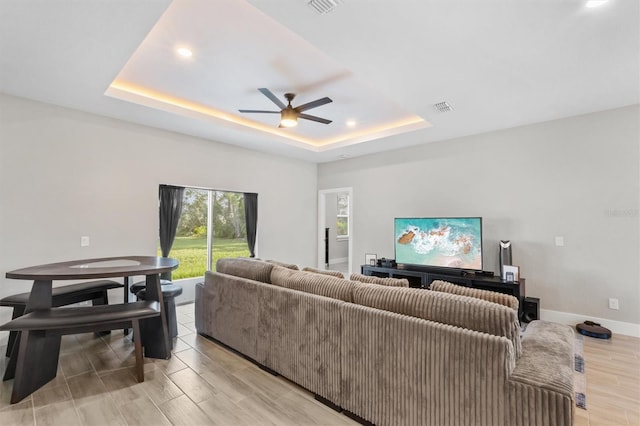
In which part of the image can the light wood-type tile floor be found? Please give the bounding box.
[0,303,638,425]
[574,333,640,426]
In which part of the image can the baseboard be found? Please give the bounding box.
[329,257,348,265]
[258,364,279,377]
[341,410,375,426]
[313,394,342,412]
[541,309,640,337]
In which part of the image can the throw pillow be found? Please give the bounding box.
[271,266,353,302]
[350,273,409,288]
[265,260,299,270]
[216,257,273,284]
[302,267,344,279]
[430,280,519,311]
[352,282,522,358]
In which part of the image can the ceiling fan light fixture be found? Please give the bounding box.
[280,108,298,127]
[176,47,193,57]
[240,88,331,127]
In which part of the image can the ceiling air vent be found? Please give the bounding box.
[433,101,454,113]
[308,0,341,14]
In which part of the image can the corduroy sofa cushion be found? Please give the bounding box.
[271,266,354,302]
[256,284,343,405]
[430,280,519,311]
[198,271,259,359]
[216,257,274,284]
[507,320,574,426]
[340,302,516,426]
[265,259,299,270]
[350,273,409,288]
[302,266,344,279]
[353,282,522,358]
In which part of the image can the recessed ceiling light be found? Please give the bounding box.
[176,47,193,57]
[585,0,608,8]
[346,120,357,127]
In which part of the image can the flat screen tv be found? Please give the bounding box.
[394,217,483,271]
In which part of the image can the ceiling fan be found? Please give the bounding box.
[239,88,332,128]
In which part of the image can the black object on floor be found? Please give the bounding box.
[576,321,612,339]
[136,284,183,341]
[522,297,540,323]
[129,279,173,296]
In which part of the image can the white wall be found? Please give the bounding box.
[0,94,318,305]
[318,106,640,332]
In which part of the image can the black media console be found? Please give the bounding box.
[361,264,526,321]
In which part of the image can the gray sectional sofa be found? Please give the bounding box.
[195,258,575,426]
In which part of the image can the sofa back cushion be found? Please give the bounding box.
[201,271,259,359]
[302,267,344,279]
[350,273,409,288]
[271,266,353,302]
[265,260,299,270]
[352,282,522,357]
[216,258,274,284]
[430,280,520,311]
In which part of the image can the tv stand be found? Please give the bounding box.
[361,264,526,321]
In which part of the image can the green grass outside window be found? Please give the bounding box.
[160,236,250,280]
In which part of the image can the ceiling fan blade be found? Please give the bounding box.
[295,97,332,112]
[298,113,332,124]
[238,109,280,114]
[258,88,286,109]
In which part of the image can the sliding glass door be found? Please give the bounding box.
[162,188,250,280]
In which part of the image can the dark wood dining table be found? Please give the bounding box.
[2,256,178,397]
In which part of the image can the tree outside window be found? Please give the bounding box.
[337,193,349,238]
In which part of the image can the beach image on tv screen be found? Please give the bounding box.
[395,217,482,270]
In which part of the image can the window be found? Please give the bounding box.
[336,193,349,239]
[162,188,251,280]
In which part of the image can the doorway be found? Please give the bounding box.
[318,187,353,276]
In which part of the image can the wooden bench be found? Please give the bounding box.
[0,301,160,403]
[0,279,123,356]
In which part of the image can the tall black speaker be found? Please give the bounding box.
[522,297,540,323]
[324,227,330,267]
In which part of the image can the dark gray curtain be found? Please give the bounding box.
[243,193,258,257]
[159,185,185,280]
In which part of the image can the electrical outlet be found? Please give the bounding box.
[80,236,90,247]
[608,298,619,310]
[555,236,564,246]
